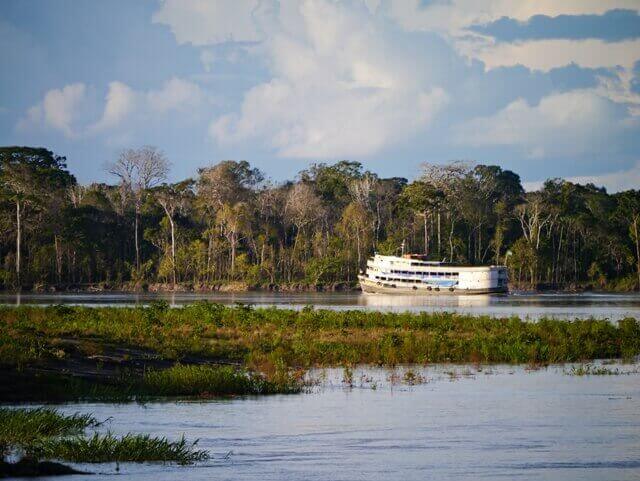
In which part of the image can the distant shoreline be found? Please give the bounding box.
[1,282,638,295]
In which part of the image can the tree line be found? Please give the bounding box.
[1,145,639,291]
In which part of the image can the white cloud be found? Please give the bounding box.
[152,0,262,45]
[458,38,640,72]
[19,78,210,139]
[90,81,136,132]
[455,90,626,158]
[524,160,640,193]
[18,83,86,138]
[209,0,450,158]
[146,77,206,113]
[388,0,640,37]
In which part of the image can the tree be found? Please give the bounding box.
[153,180,194,287]
[284,183,325,254]
[0,147,75,286]
[216,202,250,276]
[107,146,169,273]
[400,181,445,256]
[616,190,640,289]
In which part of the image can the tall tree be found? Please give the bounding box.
[616,190,640,289]
[0,147,75,286]
[107,146,169,273]
[153,180,194,287]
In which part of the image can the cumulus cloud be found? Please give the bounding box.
[19,78,209,139]
[455,90,627,158]
[152,0,262,45]
[458,38,640,72]
[146,77,207,113]
[208,0,450,158]
[18,83,86,138]
[388,0,640,38]
[523,160,640,193]
[90,81,136,132]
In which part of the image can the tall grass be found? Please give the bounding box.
[30,433,208,464]
[1,408,208,465]
[1,303,639,369]
[0,408,97,456]
[141,364,301,396]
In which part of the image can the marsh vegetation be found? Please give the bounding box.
[0,407,207,476]
[1,303,639,402]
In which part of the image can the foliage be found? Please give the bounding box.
[0,408,208,465]
[1,305,638,370]
[1,146,640,290]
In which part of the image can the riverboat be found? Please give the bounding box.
[358,253,508,295]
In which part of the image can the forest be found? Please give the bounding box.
[1,145,639,292]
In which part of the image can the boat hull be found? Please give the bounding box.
[358,276,508,295]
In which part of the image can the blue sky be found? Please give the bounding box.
[1,0,640,191]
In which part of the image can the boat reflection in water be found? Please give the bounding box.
[360,293,493,309]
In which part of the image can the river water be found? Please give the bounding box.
[7,292,640,479]
[34,363,640,481]
[2,291,640,320]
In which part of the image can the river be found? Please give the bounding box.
[7,292,640,479]
[2,291,640,320]
[32,363,640,481]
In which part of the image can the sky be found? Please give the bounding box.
[1,0,640,191]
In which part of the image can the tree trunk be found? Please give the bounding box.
[437,211,441,258]
[230,233,237,275]
[634,217,640,290]
[15,200,21,287]
[169,216,176,288]
[134,207,140,272]
[449,216,455,262]
[54,235,62,284]
[423,213,428,255]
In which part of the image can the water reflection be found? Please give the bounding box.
[51,363,640,481]
[361,293,492,309]
[1,291,640,320]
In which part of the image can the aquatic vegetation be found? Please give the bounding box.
[141,364,301,396]
[566,364,640,376]
[1,407,208,470]
[0,408,97,456]
[402,369,427,385]
[1,304,639,384]
[30,433,208,464]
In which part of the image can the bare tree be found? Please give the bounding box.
[107,146,170,272]
[284,183,324,254]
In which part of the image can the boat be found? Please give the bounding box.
[358,253,508,295]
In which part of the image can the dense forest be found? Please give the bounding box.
[1,146,639,292]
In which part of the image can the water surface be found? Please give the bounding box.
[2,291,640,320]
[38,364,640,481]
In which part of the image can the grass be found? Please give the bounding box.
[0,407,97,456]
[566,364,640,376]
[141,364,301,396]
[1,303,638,369]
[1,407,208,466]
[30,432,208,464]
[2,364,302,403]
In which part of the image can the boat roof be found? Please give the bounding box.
[371,254,505,269]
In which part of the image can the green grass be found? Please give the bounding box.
[1,303,639,369]
[1,408,208,465]
[0,408,97,456]
[141,364,301,396]
[29,432,208,464]
[566,364,640,376]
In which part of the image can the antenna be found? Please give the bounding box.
[401,240,405,256]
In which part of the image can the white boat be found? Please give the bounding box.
[358,254,508,295]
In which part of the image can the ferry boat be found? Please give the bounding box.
[358,253,508,295]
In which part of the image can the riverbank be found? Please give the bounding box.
[4,279,639,294]
[1,303,638,403]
